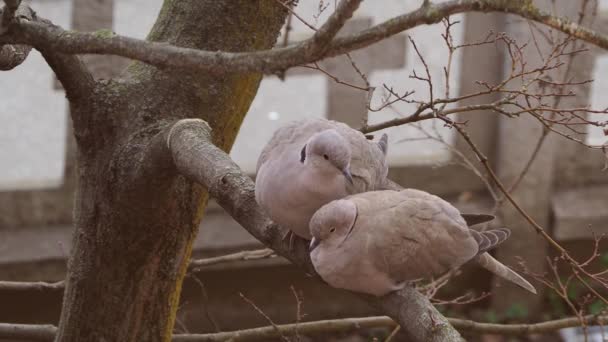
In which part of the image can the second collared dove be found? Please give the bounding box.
[255,118,389,240]
[309,189,537,296]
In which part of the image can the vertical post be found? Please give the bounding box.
[553,8,608,185]
[454,12,505,166]
[491,0,597,318]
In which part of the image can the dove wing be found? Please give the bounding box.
[356,189,479,283]
[331,123,388,193]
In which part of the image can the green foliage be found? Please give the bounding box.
[548,291,567,317]
[484,310,499,323]
[505,302,529,320]
[601,252,608,268]
[589,300,606,315]
[567,281,581,301]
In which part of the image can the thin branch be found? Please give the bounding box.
[239,293,290,342]
[3,1,608,75]
[385,326,401,342]
[447,119,608,305]
[361,103,502,133]
[188,275,221,333]
[2,315,607,341]
[276,0,316,33]
[0,248,276,293]
[173,317,395,342]
[188,248,276,271]
[450,314,608,336]
[0,323,56,341]
[290,286,304,342]
[0,280,64,292]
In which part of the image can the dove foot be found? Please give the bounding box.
[281,229,297,251]
[281,229,311,253]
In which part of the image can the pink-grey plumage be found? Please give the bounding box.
[255,118,388,239]
[309,189,537,296]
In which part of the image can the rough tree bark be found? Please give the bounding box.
[51,2,288,341]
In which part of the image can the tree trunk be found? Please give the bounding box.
[55,1,288,341]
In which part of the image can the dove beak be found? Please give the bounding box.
[309,237,320,252]
[342,168,354,185]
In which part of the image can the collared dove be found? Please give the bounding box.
[255,118,389,240]
[309,189,537,296]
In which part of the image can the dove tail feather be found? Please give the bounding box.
[476,253,537,294]
[461,213,495,227]
[471,228,511,254]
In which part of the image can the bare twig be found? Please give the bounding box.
[385,326,401,342]
[240,292,290,342]
[0,323,56,341]
[290,286,304,341]
[188,248,276,271]
[0,280,64,292]
[0,249,276,293]
[446,118,608,305]
[188,276,221,333]
[2,315,607,341]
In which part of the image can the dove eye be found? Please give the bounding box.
[329,227,336,233]
[323,154,329,160]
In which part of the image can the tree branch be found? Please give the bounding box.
[0,280,64,292]
[2,0,360,76]
[0,323,56,341]
[451,314,608,336]
[1,315,606,341]
[164,119,462,342]
[2,0,608,75]
[188,248,276,271]
[0,248,277,293]
[0,3,30,70]
[178,314,608,340]
[0,41,29,69]
[0,3,94,102]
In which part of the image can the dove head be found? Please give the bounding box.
[301,129,353,184]
[309,199,358,251]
